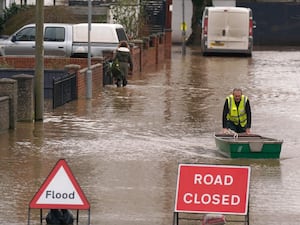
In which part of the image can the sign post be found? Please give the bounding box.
[174,164,251,225]
[28,159,90,225]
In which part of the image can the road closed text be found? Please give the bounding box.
[182,173,239,206]
[183,193,240,205]
[194,173,233,185]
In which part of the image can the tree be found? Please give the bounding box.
[110,0,143,39]
[187,0,212,45]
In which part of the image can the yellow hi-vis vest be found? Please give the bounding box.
[226,94,248,127]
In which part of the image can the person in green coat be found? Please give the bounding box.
[112,41,133,87]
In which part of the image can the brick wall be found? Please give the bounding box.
[76,63,103,99]
[164,30,172,58]
[157,33,166,64]
[131,46,141,74]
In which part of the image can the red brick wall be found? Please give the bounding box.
[131,46,141,75]
[157,34,166,63]
[143,46,156,70]
[76,68,86,99]
[76,63,103,99]
[164,31,172,58]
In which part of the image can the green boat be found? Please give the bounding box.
[214,133,283,159]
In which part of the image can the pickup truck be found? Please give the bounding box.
[0,23,129,57]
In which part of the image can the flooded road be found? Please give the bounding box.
[1,46,300,225]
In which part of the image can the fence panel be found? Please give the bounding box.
[53,73,77,109]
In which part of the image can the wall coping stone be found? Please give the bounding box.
[12,74,34,79]
[0,78,17,84]
[0,96,9,101]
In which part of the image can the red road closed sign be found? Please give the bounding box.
[175,164,251,215]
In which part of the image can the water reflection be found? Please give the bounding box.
[1,46,300,225]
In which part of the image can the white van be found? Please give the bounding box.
[201,7,254,56]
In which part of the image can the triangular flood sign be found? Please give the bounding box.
[29,159,90,210]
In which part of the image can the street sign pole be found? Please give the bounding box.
[86,0,92,99]
[181,0,186,55]
[35,0,44,120]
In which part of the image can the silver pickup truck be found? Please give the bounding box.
[0,23,129,57]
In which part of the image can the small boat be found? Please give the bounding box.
[214,133,283,159]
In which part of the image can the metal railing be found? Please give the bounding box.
[53,73,77,109]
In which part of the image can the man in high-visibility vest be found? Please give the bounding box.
[222,88,251,134]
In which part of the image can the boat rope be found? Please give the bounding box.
[225,129,239,139]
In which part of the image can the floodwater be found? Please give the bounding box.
[1,46,300,225]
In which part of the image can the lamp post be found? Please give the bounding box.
[86,0,92,99]
[35,0,44,120]
[181,0,186,55]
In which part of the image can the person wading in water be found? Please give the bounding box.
[112,41,133,87]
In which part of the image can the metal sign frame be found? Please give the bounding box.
[27,208,91,225]
[173,204,250,225]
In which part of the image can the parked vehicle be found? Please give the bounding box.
[72,23,129,57]
[201,7,254,56]
[0,23,128,57]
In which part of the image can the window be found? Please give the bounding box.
[116,28,128,42]
[15,27,35,41]
[44,27,65,42]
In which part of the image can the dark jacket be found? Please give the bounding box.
[115,47,133,71]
